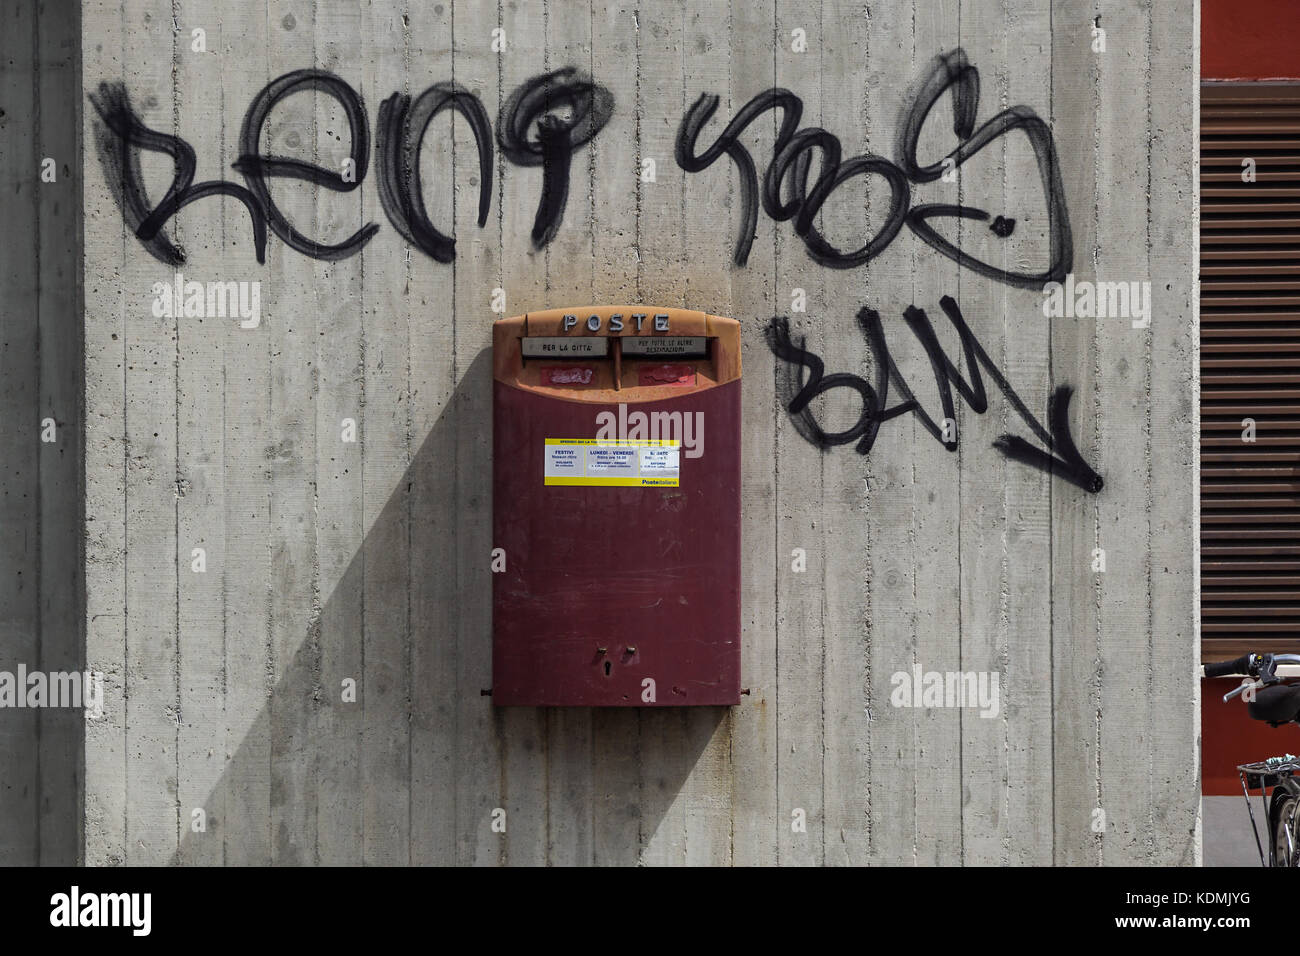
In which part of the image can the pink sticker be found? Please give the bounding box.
[639,364,696,387]
[541,366,595,386]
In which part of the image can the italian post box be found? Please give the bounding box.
[491,306,742,706]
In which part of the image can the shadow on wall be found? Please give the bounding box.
[173,349,724,865]
[0,0,84,866]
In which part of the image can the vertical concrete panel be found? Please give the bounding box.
[861,0,918,867]
[956,0,1011,864]
[725,0,781,868]
[1001,0,1054,866]
[34,0,86,867]
[677,0,734,869]
[0,0,41,865]
[773,0,825,868]
[81,0,127,867]
[450,0,506,867]
[359,0,413,866]
[910,0,965,867]
[314,0,367,865]
[119,0,180,865]
[1050,0,1102,865]
[1095,0,1154,864]
[1149,0,1199,866]
[816,0,873,865]
[951,0,1008,858]
[407,0,461,868]
[216,0,272,866]
[173,0,229,867]
[259,0,320,866]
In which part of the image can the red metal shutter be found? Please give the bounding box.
[1202,83,1300,658]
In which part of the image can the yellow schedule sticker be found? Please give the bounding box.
[543,438,680,487]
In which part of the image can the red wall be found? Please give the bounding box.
[1204,679,1300,795]
[1203,0,1300,80]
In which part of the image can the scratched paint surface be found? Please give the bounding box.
[76,0,1198,865]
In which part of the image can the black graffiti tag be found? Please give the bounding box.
[89,68,611,266]
[898,49,1073,288]
[88,81,268,266]
[232,69,379,262]
[497,67,614,250]
[677,47,1072,289]
[376,82,493,264]
[676,89,912,271]
[766,296,1104,494]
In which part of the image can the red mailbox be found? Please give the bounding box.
[491,306,742,706]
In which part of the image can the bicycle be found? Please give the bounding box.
[1203,652,1300,867]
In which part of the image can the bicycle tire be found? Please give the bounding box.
[1270,777,1300,866]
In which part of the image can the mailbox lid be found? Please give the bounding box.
[492,306,741,403]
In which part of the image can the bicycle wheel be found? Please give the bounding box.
[1270,778,1300,866]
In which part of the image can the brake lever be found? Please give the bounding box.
[1224,681,1258,704]
[1224,655,1285,703]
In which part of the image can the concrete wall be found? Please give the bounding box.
[76,0,1199,864]
[0,0,84,866]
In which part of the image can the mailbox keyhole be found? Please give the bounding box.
[604,660,612,677]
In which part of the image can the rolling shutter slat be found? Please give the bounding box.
[1202,83,1300,654]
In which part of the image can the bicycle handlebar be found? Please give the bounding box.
[1201,653,1300,703]
[1204,654,1255,679]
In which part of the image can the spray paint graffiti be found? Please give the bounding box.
[91,48,1061,281]
[675,46,1099,493]
[88,67,611,266]
[496,67,614,248]
[89,80,271,266]
[89,49,1098,492]
[375,81,493,265]
[767,298,1103,494]
[675,47,1071,287]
